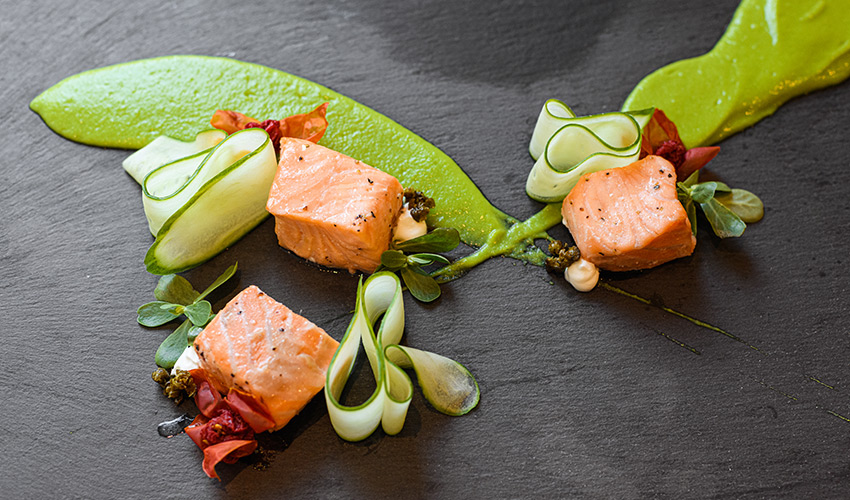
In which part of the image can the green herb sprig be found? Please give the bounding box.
[137,263,237,368]
[677,172,764,238]
[377,228,460,302]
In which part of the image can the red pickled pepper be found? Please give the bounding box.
[184,369,275,480]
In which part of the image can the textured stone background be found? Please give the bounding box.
[2,0,849,498]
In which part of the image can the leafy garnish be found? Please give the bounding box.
[379,228,460,302]
[154,319,204,370]
[714,189,764,223]
[154,274,200,305]
[138,263,237,368]
[392,227,460,253]
[677,173,763,239]
[137,301,182,327]
[640,108,720,180]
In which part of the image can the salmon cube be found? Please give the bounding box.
[193,285,339,431]
[561,155,696,271]
[266,137,404,273]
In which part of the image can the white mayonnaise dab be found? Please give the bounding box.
[171,345,201,375]
[565,258,599,292]
[392,206,427,243]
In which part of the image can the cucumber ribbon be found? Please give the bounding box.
[139,128,278,274]
[526,99,654,202]
[324,272,479,441]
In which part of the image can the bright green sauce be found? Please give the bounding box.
[30,56,550,276]
[623,0,850,147]
[31,1,850,279]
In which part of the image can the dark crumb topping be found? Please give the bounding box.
[545,240,580,273]
[403,188,436,223]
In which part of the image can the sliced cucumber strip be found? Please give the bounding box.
[526,99,653,202]
[324,272,479,441]
[122,129,225,184]
[144,128,277,274]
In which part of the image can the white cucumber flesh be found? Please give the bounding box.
[144,128,277,274]
[122,129,225,184]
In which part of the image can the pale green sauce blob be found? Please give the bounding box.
[623,0,850,147]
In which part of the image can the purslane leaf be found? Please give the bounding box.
[700,198,746,238]
[138,301,181,327]
[690,182,718,204]
[381,250,408,270]
[184,300,213,327]
[154,274,199,305]
[393,228,460,253]
[400,266,441,302]
[407,253,450,266]
[196,263,238,302]
[155,319,193,369]
[715,188,764,223]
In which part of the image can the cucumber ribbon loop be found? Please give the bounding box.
[324,272,479,441]
[139,127,278,274]
[525,99,654,202]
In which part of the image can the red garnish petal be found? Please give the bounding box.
[279,102,329,143]
[200,439,258,480]
[210,110,259,134]
[185,415,210,449]
[190,370,224,418]
[226,389,276,433]
[678,146,721,180]
[640,108,682,158]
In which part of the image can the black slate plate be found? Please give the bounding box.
[3,0,850,498]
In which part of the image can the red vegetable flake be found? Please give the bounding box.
[200,407,254,446]
[639,108,720,179]
[654,140,686,168]
[210,103,330,155]
[246,119,283,155]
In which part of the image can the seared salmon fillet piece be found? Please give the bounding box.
[266,137,404,273]
[561,155,696,271]
[193,285,339,431]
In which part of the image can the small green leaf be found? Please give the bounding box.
[381,250,408,270]
[715,188,764,223]
[682,171,700,188]
[155,319,193,369]
[690,182,718,204]
[160,303,184,315]
[400,265,441,302]
[700,198,746,238]
[196,263,238,302]
[184,300,213,327]
[137,301,181,327]
[407,253,450,266]
[712,181,732,193]
[187,322,206,344]
[683,198,698,237]
[393,228,461,253]
[154,274,199,305]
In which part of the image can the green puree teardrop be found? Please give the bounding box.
[623,0,850,147]
[30,56,550,275]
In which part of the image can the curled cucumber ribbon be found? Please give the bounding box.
[526,99,653,202]
[324,272,480,441]
[138,127,278,274]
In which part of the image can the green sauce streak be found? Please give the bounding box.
[32,1,850,279]
[29,56,551,275]
[623,0,850,147]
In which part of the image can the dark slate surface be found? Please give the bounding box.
[3,0,850,498]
